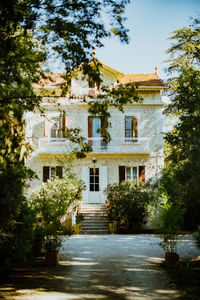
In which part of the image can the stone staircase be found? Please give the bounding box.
[79,203,110,234]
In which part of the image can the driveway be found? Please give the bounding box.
[0,234,199,299]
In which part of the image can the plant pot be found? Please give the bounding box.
[165,252,179,265]
[45,251,59,266]
[32,240,42,257]
[74,224,82,234]
[109,223,117,234]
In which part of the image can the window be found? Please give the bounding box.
[50,167,56,179]
[119,166,145,183]
[88,116,107,148]
[43,166,63,182]
[89,168,99,191]
[125,116,138,142]
[126,167,137,181]
[50,113,66,138]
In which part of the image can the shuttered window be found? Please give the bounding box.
[119,166,145,183]
[43,166,63,182]
[88,116,107,147]
[125,117,138,142]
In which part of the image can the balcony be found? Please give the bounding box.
[38,137,150,154]
[87,137,150,154]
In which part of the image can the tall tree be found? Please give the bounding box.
[162,18,200,230]
[0,0,131,261]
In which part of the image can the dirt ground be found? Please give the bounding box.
[0,234,199,300]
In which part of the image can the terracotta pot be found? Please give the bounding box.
[32,240,42,256]
[45,251,59,266]
[165,252,179,265]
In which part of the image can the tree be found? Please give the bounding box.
[162,18,200,230]
[0,0,137,261]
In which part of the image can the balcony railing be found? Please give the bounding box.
[38,137,150,154]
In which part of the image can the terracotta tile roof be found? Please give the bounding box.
[33,69,166,88]
[123,73,166,87]
[33,73,66,88]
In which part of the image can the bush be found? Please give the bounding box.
[193,226,200,249]
[105,180,155,232]
[0,198,36,265]
[30,174,83,251]
[152,194,183,253]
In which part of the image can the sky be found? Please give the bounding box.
[95,0,200,79]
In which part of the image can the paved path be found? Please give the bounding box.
[0,234,199,299]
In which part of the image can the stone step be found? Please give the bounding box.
[82,220,109,224]
[82,230,110,235]
[78,203,109,235]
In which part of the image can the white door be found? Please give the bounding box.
[81,166,107,203]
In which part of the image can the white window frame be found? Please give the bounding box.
[125,166,139,182]
[50,116,62,138]
[89,167,100,192]
[49,167,56,179]
[124,115,139,142]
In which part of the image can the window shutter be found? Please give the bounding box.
[56,166,63,178]
[88,116,93,138]
[43,166,49,182]
[119,166,125,183]
[139,166,145,182]
[133,117,138,138]
[44,116,47,137]
[62,113,66,138]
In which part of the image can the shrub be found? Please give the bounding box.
[30,174,83,250]
[152,193,183,253]
[105,180,155,232]
[193,226,200,249]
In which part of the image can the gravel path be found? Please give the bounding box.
[0,234,199,299]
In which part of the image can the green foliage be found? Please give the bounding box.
[0,0,133,261]
[162,18,200,230]
[30,174,83,251]
[88,84,142,143]
[76,213,84,224]
[193,226,200,249]
[105,180,155,232]
[0,198,36,264]
[152,194,183,253]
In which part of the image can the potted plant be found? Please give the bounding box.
[32,225,44,257]
[153,194,183,265]
[73,212,84,234]
[44,235,62,266]
[29,175,84,265]
[109,222,117,234]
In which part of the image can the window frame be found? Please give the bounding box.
[89,167,100,192]
[125,116,138,142]
[125,166,139,182]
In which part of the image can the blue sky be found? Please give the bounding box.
[95,0,200,79]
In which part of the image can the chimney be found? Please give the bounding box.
[155,66,158,75]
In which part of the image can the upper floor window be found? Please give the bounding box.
[50,113,66,138]
[88,116,106,147]
[125,116,138,142]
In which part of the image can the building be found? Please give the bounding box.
[25,62,166,205]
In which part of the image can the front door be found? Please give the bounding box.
[81,166,107,203]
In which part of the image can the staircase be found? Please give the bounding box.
[79,203,110,234]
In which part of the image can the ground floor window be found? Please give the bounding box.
[43,166,63,182]
[89,167,99,191]
[119,165,145,183]
[125,166,138,181]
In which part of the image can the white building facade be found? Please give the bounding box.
[25,63,166,204]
